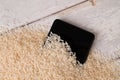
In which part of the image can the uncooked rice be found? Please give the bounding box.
[0,26,119,80]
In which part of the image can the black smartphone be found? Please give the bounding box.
[47,19,95,64]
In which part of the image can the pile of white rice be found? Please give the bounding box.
[0,26,119,80]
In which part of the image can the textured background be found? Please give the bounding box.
[0,0,120,61]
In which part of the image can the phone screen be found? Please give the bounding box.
[48,19,95,64]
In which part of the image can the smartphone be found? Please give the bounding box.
[47,19,95,64]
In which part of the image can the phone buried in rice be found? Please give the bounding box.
[47,19,95,64]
